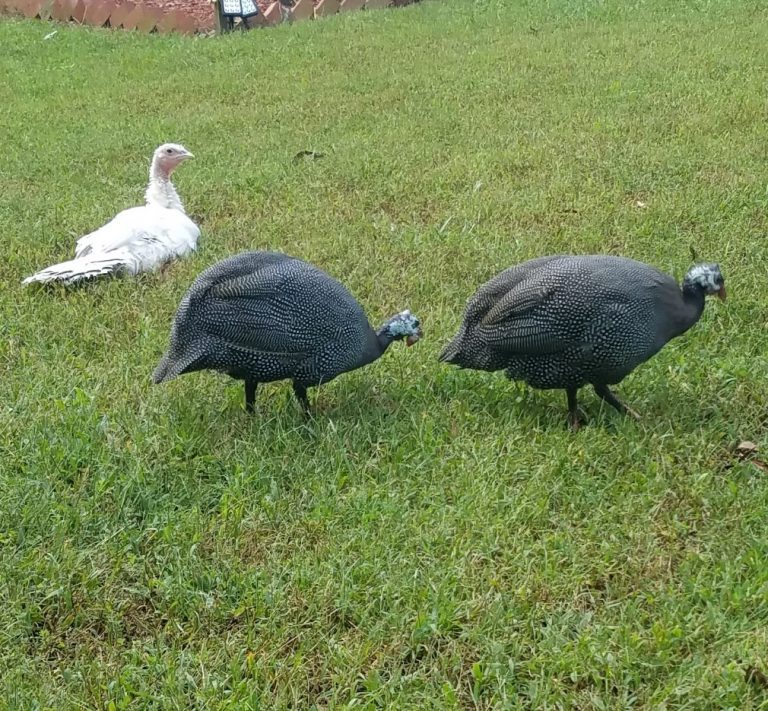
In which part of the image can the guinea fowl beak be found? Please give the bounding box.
[406,332,421,347]
[717,285,726,301]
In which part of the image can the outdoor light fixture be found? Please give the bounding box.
[221,0,259,18]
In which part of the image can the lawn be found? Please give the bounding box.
[2,0,768,707]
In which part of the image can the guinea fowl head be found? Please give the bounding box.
[378,310,422,347]
[152,143,194,177]
[683,263,726,301]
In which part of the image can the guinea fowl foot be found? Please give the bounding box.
[293,383,312,418]
[565,388,586,431]
[593,384,641,421]
[244,380,258,414]
[567,410,587,432]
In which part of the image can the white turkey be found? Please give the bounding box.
[22,143,199,286]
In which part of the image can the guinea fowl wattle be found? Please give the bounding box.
[440,255,725,429]
[22,143,199,286]
[152,251,422,414]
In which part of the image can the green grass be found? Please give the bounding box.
[2,0,768,706]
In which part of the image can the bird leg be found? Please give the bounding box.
[593,384,641,420]
[566,387,586,431]
[244,379,258,413]
[293,383,311,417]
[158,260,175,279]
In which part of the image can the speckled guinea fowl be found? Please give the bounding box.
[153,251,421,413]
[440,255,725,429]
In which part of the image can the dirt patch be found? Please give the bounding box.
[133,0,320,30]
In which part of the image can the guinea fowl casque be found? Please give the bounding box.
[440,255,725,429]
[152,251,422,413]
[22,144,199,286]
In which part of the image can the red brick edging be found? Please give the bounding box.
[0,0,421,34]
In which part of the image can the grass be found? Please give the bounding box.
[2,0,768,706]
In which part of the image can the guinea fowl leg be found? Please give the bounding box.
[244,380,258,413]
[293,383,311,417]
[593,384,641,420]
[566,387,585,431]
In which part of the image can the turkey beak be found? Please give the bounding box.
[717,285,726,301]
[184,151,194,160]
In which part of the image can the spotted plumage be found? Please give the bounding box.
[153,251,421,413]
[440,255,725,429]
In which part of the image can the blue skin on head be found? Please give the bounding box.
[684,263,726,299]
[386,310,421,345]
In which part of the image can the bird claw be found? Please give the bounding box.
[567,410,587,432]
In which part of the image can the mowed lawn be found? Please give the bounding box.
[2,0,768,707]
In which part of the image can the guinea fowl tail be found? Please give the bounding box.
[22,254,127,286]
[439,338,462,364]
[152,347,205,384]
[152,354,175,384]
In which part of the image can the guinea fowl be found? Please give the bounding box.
[152,251,422,413]
[440,255,725,429]
[22,143,198,286]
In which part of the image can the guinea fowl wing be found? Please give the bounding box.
[199,272,314,360]
[480,282,554,326]
[477,278,594,355]
[462,255,564,324]
[197,259,361,366]
[201,298,311,362]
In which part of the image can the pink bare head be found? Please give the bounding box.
[152,143,194,177]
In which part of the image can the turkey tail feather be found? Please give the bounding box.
[22,255,127,286]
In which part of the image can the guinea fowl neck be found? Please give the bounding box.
[678,282,707,332]
[347,327,389,370]
[373,326,398,356]
[145,159,185,212]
